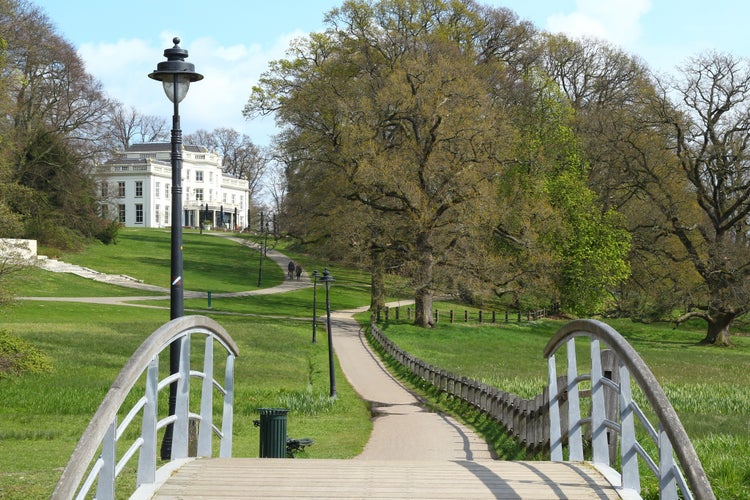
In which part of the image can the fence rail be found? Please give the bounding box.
[369,318,714,499]
[377,305,556,324]
[52,315,239,500]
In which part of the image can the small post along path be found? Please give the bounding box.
[34,235,621,499]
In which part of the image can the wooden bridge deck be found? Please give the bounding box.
[152,458,621,499]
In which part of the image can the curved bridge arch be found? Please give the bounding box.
[52,315,239,500]
[545,319,714,500]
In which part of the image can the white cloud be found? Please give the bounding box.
[547,0,651,47]
[76,33,304,147]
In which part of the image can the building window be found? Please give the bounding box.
[209,172,213,183]
[101,205,109,218]
[231,194,236,204]
[196,170,204,182]
[155,181,160,198]
[135,181,143,198]
[165,206,169,224]
[101,182,109,197]
[165,184,170,198]
[118,182,126,197]
[156,204,160,224]
[223,193,227,203]
[118,204,126,223]
[196,188,204,201]
[135,204,143,224]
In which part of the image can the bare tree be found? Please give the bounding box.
[617,52,750,346]
[104,102,168,151]
[185,127,268,198]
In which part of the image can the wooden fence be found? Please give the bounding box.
[369,320,564,453]
[377,305,557,325]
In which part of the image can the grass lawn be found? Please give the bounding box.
[0,229,373,499]
[2,228,748,498]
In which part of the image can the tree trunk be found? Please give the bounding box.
[370,244,386,316]
[704,311,734,346]
[414,286,434,327]
[414,232,435,328]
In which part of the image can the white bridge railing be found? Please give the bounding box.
[546,319,714,500]
[51,315,239,500]
[370,318,715,499]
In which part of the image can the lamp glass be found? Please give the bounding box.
[162,74,191,103]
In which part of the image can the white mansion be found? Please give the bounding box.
[96,143,250,230]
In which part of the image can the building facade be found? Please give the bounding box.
[96,143,250,230]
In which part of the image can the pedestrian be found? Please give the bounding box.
[288,260,295,280]
[295,263,302,280]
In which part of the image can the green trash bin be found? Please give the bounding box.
[257,408,288,458]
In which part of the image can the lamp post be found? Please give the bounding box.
[148,37,202,460]
[312,269,319,344]
[320,268,336,398]
[257,210,264,287]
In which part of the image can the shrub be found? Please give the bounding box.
[96,220,122,245]
[0,329,52,378]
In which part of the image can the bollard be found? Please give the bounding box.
[207,290,212,309]
[256,408,288,458]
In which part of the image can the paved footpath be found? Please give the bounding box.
[330,307,493,461]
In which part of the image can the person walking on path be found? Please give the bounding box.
[295,263,302,280]
[287,260,295,280]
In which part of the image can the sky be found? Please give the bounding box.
[36,0,748,148]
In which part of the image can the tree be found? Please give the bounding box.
[185,128,267,199]
[247,0,529,327]
[613,52,750,346]
[104,103,168,151]
[0,0,115,247]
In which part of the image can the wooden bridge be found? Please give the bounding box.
[51,314,714,500]
[150,458,619,499]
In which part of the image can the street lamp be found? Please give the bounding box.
[148,37,202,460]
[320,268,336,399]
[257,210,264,287]
[312,269,319,344]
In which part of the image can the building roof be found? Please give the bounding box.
[125,143,209,153]
[101,157,150,166]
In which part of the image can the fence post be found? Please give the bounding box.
[385,307,389,321]
[450,310,454,323]
[479,310,483,323]
[395,306,399,320]
[435,309,439,323]
[492,311,496,323]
